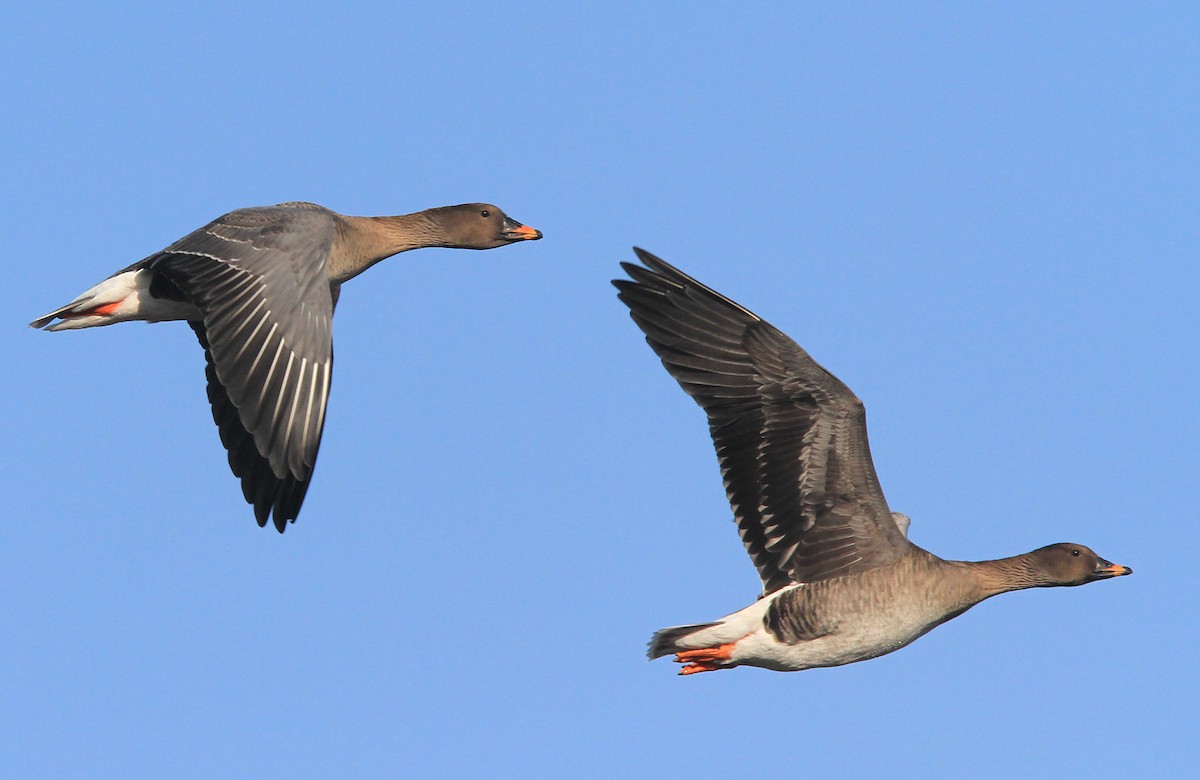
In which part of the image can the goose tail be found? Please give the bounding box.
[647,622,722,659]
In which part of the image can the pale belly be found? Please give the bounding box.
[721,585,964,672]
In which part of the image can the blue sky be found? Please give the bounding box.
[4,2,1196,777]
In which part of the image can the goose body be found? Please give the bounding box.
[32,201,541,531]
[614,250,1130,675]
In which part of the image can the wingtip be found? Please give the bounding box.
[614,249,667,291]
[631,247,674,273]
[620,249,705,296]
[631,246,656,263]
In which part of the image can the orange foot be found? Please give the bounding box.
[674,643,735,675]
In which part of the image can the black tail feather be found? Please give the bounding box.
[647,622,721,659]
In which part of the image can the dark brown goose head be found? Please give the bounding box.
[1026,543,1133,586]
[430,203,542,249]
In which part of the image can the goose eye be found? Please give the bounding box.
[1071,549,1080,557]
[480,210,490,218]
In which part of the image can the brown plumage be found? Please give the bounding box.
[614,249,1130,674]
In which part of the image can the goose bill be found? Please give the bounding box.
[501,219,542,241]
[1091,561,1133,579]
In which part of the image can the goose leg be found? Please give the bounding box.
[674,643,736,675]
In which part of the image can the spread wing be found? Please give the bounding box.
[140,204,336,531]
[614,248,911,593]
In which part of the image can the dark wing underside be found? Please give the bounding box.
[133,205,336,531]
[614,249,911,593]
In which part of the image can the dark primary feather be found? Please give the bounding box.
[190,322,320,530]
[133,205,337,531]
[614,249,911,592]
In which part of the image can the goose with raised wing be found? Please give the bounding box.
[32,201,541,531]
[613,249,1129,675]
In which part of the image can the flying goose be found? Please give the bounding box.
[31,201,542,531]
[613,249,1130,675]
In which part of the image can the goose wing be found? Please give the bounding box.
[141,204,337,530]
[614,249,911,593]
